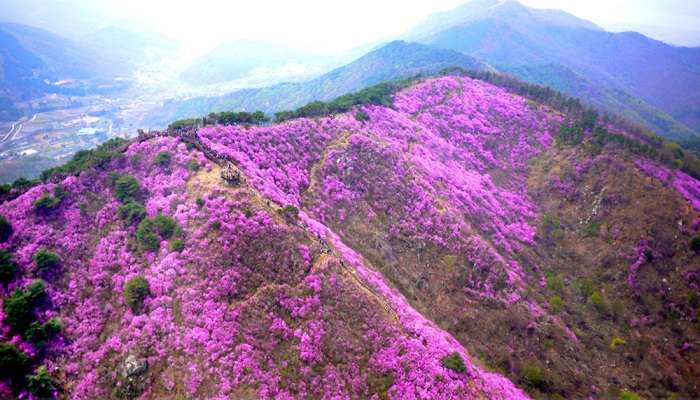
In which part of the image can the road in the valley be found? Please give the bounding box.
[1,120,19,143]
[1,114,38,143]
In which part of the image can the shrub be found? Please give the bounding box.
[520,361,547,390]
[27,365,56,398]
[576,277,596,297]
[355,110,370,122]
[440,352,466,373]
[25,318,61,346]
[136,219,160,251]
[206,111,269,125]
[619,390,642,400]
[154,151,172,167]
[0,342,29,380]
[0,215,12,243]
[170,239,185,252]
[33,249,60,273]
[688,292,699,308]
[556,122,584,146]
[152,215,178,238]
[279,205,299,222]
[549,295,564,313]
[691,235,700,253]
[4,280,46,335]
[187,160,200,172]
[107,171,121,186]
[12,177,32,191]
[582,220,600,237]
[609,337,627,350]
[545,272,564,294]
[0,250,18,283]
[168,118,201,130]
[113,175,141,202]
[367,373,394,400]
[124,276,150,313]
[590,291,609,315]
[33,194,61,212]
[118,202,147,225]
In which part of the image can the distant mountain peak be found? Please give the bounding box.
[407,0,601,41]
[402,0,700,140]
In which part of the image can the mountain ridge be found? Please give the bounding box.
[407,0,700,139]
[152,40,489,126]
[0,73,698,398]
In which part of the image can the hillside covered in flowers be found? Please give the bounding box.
[0,75,698,399]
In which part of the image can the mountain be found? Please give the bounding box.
[499,63,699,140]
[1,73,699,399]
[180,40,325,85]
[0,23,139,121]
[0,22,103,120]
[0,26,47,119]
[79,26,180,68]
[407,0,700,141]
[154,40,489,124]
[0,23,106,79]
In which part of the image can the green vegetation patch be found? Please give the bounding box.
[3,280,47,335]
[40,137,127,182]
[124,275,150,313]
[154,151,172,167]
[0,215,13,243]
[0,342,29,380]
[33,249,60,273]
[136,214,180,252]
[112,174,142,202]
[0,250,18,283]
[118,202,147,225]
[27,365,57,398]
[440,352,466,373]
[25,317,61,346]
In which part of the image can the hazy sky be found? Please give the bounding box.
[1,0,699,51]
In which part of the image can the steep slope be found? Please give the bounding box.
[153,40,488,125]
[407,0,700,140]
[1,75,699,399]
